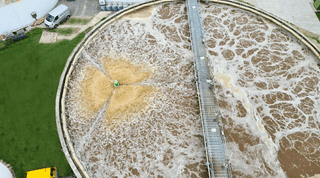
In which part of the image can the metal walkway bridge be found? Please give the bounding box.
[186,0,231,177]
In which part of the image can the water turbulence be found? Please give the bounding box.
[64,3,208,177]
[63,2,320,178]
[201,4,320,178]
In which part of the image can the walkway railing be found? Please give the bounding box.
[186,0,231,177]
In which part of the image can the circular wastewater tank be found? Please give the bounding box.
[0,162,13,178]
[57,1,320,178]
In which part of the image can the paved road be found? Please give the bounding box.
[56,0,101,17]
[246,0,320,35]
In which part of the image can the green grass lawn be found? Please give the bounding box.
[55,28,74,36]
[0,28,85,177]
[47,28,75,36]
[315,12,320,21]
[67,18,90,25]
[312,36,320,44]
[0,42,5,49]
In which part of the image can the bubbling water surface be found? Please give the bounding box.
[201,4,320,178]
[63,2,320,178]
[64,3,209,178]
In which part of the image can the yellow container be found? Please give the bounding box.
[26,167,57,178]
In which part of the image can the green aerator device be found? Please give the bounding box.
[114,80,119,87]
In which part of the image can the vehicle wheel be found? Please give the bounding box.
[54,24,58,28]
[66,15,70,19]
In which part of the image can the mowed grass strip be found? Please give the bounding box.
[56,28,74,36]
[67,18,90,25]
[0,28,85,177]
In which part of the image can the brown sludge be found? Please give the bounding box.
[64,3,208,177]
[103,57,157,125]
[106,85,156,125]
[202,3,320,178]
[104,57,153,84]
[81,65,114,117]
[81,56,157,125]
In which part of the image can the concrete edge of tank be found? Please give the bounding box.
[55,0,320,177]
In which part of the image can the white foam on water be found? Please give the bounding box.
[63,2,320,177]
[201,4,320,178]
[64,3,209,178]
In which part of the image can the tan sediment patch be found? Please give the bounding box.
[106,85,157,125]
[122,6,154,20]
[103,57,153,84]
[257,119,264,131]
[63,3,208,177]
[215,71,250,109]
[81,66,114,116]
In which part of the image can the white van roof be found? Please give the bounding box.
[49,4,68,16]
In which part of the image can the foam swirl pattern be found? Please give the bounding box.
[201,3,320,178]
[57,1,320,178]
[64,3,209,178]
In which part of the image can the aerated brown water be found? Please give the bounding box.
[201,3,320,178]
[65,3,208,177]
[62,2,320,178]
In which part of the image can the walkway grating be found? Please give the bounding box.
[186,0,232,177]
